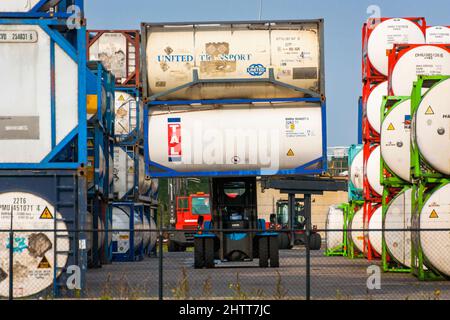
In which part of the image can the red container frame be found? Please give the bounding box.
[87,30,141,88]
[363,201,382,261]
[362,17,426,82]
[363,142,382,202]
[387,43,450,95]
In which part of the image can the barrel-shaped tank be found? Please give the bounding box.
[142,20,324,100]
[349,146,364,191]
[112,206,144,255]
[366,145,383,196]
[325,206,345,251]
[349,208,364,254]
[365,81,388,135]
[368,206,382,256]
[146,102,324,176]
[114,91,143,139]
[142,214,157,250]
[426,26,450,44]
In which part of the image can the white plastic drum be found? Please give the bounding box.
[366,81,388,134]
[115,91,138,137]
[0,1,41,12]
[384,188,412,268]
[414,78,450,175]
[325,206,345,250]
[0,25,78,163]
[367,18,425,76]
[380,99,412,182]
[148,103,323,173]
[0,192,69,298]
[350,208,364,253]
[368,206,383,255]
[112,206,143,254]
[350,148,364,190]
[366,145,383,196]
[419,183,450,277]
[426,26,450,44]
[391,45,450,96]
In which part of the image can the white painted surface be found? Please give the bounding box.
[112,206,143,254]
[350,148,364,190]
[426,26,450,44]
[368,206,382,255]
[325,206,345,250]
[350,208,364,253]
[366,81,388,134]
[366,145,383,196]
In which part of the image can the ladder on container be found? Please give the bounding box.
[127,41,136,83]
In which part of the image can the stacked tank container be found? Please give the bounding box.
[87,30,158,261]
[361,17,428,262]
[85,61,115,268]
[0,0,88,299]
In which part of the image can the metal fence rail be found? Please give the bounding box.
[1,228,450,300]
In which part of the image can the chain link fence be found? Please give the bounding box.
[1,228,450,300]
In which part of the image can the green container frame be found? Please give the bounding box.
[348,144,363,201]
[324,203,349,257]
[346,200,365,259]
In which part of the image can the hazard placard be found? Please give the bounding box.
[40,207,53,220]
[429,209,439,219]
[425,106,434,115]
[37,256,51,269]
[287,149,295,157]
[118,94,125,102]
[387,123,395,131]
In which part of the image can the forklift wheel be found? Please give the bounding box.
[278,233,290,250]
[168,240,178,252]
[259,237,269,268]
[269,236,280,268]
[194,238,204,269]
[309,233,322,251]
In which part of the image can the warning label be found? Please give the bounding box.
[287,149,295,157]
[429,209,439,219]
[118,94,125,102]
[387,123,395,131]
[425,106,434,115]
[37,256,51,269]
[39,207,53,220]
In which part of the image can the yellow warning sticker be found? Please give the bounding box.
[38,256,51,269]
[287,149,295,157]
[387,123,395,131]
[88,140,94,147]
[118,94,125,102]
[40,207,54,220]
[425,106,434,115]
[429,209,439,219]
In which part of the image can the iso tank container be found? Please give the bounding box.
[114,89,144,144]
[0,0,83,18]
[0,171,87,299]
[325,205,346,256]
[380,96,412,184]
[145,101,326,177]
[0,19,87,169]
[348,144,364,201]
[411,76,450,180]
[363,144,383,199]
[88,30,140,88]
[362,80,388,138]
[426,26,450,44]
[141,20,325,101]
[348,207,364,255]
[362,17,426,80]
[388,44,450,96]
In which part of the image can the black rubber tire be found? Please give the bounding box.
[269,236,280,268]
[168,240,178,252]
[194,238,204,269]
[204,238,215,268]
[278,233,290,250]
[179,245,186,252]
[309,233,322,251]
[259,237,269,268]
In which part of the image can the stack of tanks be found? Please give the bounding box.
[88,30,158,262]
[326,19,450,281]
[0,0,96,298]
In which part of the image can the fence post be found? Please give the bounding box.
[9,230,13,301]
[158,210,163,300]
[304,193,311,301]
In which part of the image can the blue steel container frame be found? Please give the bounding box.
[111,202,145,262]
[348,144,363,201]
[113,144,140,201]
[0,170,88,298]
[144,97,327,178]
[115,87,143,145]
[0,0,84,19]
[0,18,87,170]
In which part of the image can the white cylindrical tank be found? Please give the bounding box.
[366,81,388,135]
[108,154,114,198]
[0,1,41,12]
[368,206,382,256]
[380,98,411,182]
[0,25,78,164]
[139,155,153,196]
[384,188,412,268]
[325,206,345,250]
[426,26,450,44]
[142,215,157,251]
[349,208,364,253]
[0,192,69,298]
[418,183,450,277]
[390,45,450,96]
[366,18,425,76]
[113,146,136,199]
[143,21,323,100]
[114,91,143,137]
[86,212,105,253]
[147,103,323,174]
[112,206,144,254]
[350,148,364,190]
[366,145,383,196]
[414,78,450,175]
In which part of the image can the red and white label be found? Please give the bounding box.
[168,118,182,162]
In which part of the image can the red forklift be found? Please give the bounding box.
[168,192,211,252]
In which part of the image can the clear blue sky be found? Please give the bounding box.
[85,0,450,147]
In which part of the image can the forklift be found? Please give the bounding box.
[194,177,279,269]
